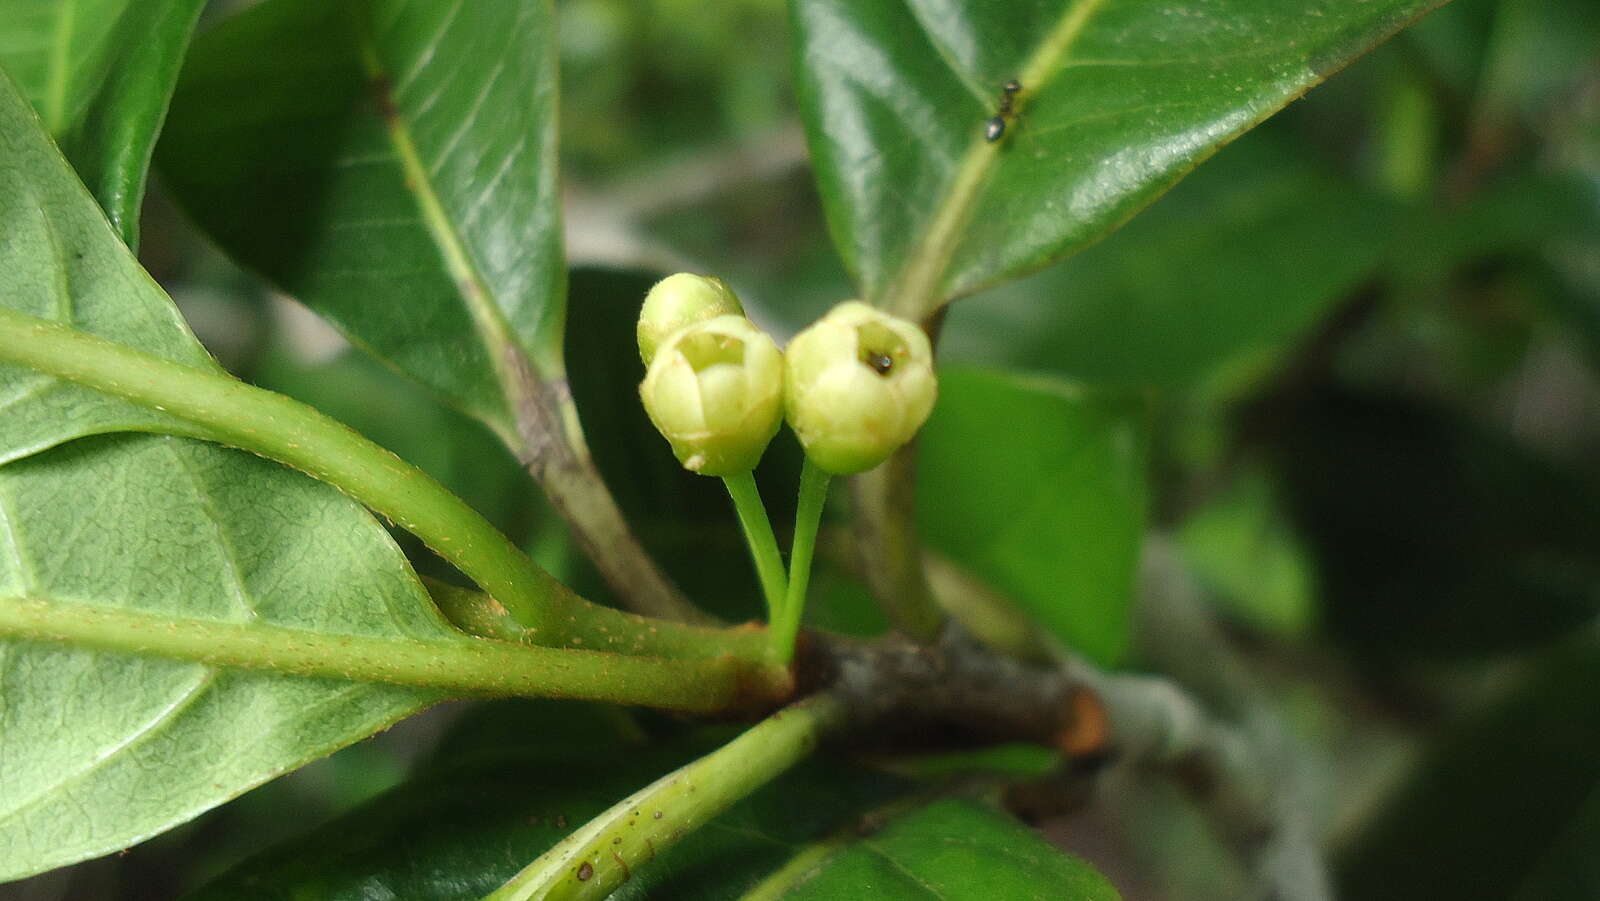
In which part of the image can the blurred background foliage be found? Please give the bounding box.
[10,0,1598,898]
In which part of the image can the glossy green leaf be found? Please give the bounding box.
[765,798,1119,900]
[0,65,454,879]
[0,0,124,129]
[157,0,564,440]
[941,131,1396,389]
[791,0,1448,312]
[918,367,1148,664]
[0,0,206,246]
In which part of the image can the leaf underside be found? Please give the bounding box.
[0,64,453,880]
[0,435,448,880]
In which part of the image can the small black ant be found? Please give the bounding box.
[865,351,895,375]
[985,79,1023,143]
[998,79,1022,114]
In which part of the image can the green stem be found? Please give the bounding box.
[0,309,767,662]
[770,459,830,663]
[722,471,787,620]
[483,693,847,901]
[0,595,784,713]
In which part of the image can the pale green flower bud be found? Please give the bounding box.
[640,315,784,476]
[636,273,745,366]
[784,301,937,474]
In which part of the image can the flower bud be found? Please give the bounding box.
[636,273,745,366]
[640,315,784,476]
[784,301,937,474]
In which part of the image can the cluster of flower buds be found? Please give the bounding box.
[637,275,937,476]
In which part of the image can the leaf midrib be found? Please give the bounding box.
[0,670,216,823]
[42,0,78,133]
[349,6,531,446]
[882,0,1108,319]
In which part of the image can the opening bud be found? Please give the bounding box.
[637,273,745,366]
[784,301,937,474]
[640,315,785,476]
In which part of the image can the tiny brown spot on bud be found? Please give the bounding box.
[576,862,593,881]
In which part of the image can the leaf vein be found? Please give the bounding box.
[0,664,215,822]
[901,1,990,107]
[162,441,256,621]
[860,838,951,900]
[392,0,463,97]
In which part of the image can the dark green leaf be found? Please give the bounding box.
[606,764,908,901]
[765,798,1119,900]
[1338,643,1600,899]
[193,698,1111,900]
[187,701,907,900]
[158,0,564,440]
[0,0,206,246]
[941,132,1396,389]
[918,368,1148,664]
[1271,389,1600,660]
[791,0,1447,309]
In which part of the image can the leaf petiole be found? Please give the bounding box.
[0,308,770,664]
[0,595,787,713]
